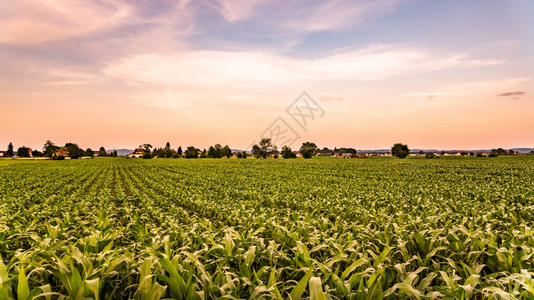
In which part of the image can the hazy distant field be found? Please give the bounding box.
[1,156,533,299]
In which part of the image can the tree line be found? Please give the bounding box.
[3,140,523,160]
[2,141,116,159]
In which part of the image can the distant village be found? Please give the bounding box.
[1,139,532,159]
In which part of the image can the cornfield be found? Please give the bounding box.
[1,156,533,299]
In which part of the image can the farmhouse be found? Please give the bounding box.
[0,151,7,157]
[56,147,69,156]
[128,148,146,158]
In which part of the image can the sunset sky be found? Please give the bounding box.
[1,0,533,151]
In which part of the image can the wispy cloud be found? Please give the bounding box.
[104,44,500,94]
[404,78,530,100]
[320,96,344,101]
[0,0,134,45]
[496,91,526,97]
[211,0,405,33]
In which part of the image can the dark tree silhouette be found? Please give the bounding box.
[391,143,410,158]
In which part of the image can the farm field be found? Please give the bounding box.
[1,156,534,299]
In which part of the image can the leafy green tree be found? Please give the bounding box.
[281,146,296,159]
[391,143,410,158]
[32,150,43,157]
[300,142,318,158]
[98,147,107,157]
[6,142,14,157]
[222,145,232,158]
[185,146,199,158]
[17,147,31,157]
[251,145,263,159]
[236,152,243,159]
[85,148,94,157]
[177,146,183,156]
[43,140,58,158]
[252,138,275,158]
[495,148,506,155]
[139,144,152,153]
[165,149,174,158]
[208,144,223,158]
[65,143,84,159]
[142,152,152,159]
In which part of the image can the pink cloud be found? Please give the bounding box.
[0,0,133,45]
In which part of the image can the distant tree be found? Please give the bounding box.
[222,145,232,158]
[142,152,152,159]
[496,148,506,155]
[208,144,223,158]
[177,146,183,156]
[251,145,263,159]
[42,140,58,158]
[281,146,296,159]
[242,151,248,159]
[489,152,499,157]
[236,152,243,159]
[139,144,152,153]
[252,138,275,158]
[65,143,84,159]
[6,143,14,157]
[200,149,208,158]
[113,150,118,157]
[32,150,43,157]
[85,148,94,157]
[17,147,31,157]
[98,147,107,157]
[391,143,410,158]
[476,152,485,157]
[165,149,174,158]
[165,142,171,150]
[300,142,318,158]
[185,146,199,158]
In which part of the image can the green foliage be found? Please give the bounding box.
[43,140,58,158]
[65,143,84,159]
[6,143,14,157]
[299,142,318,158]
[207,144,231,158]
[252,138,275,159]
[31,150,43,157]
[391,143,410,158]
[98,147,107,157]
[85,148,94,157]
[281,145,296,159]
[0,157,533,298]
[184,146,199,158]
[17,147,31,157]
